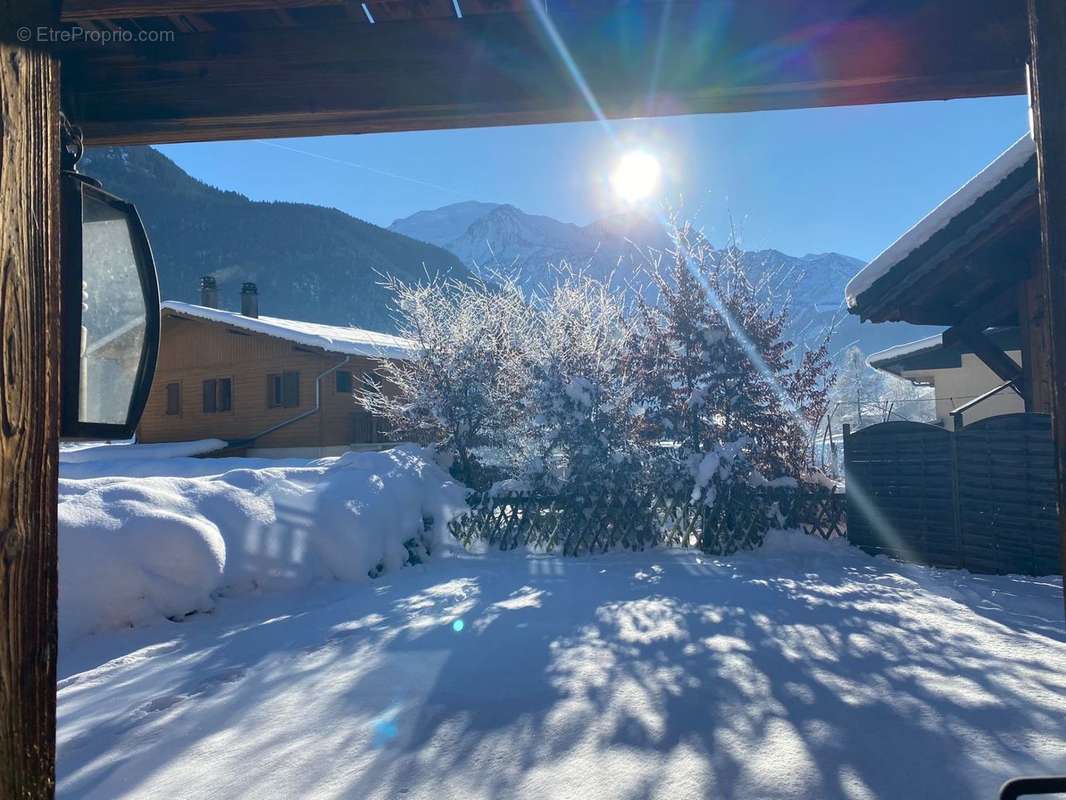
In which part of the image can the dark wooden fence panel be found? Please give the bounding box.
[844,413,1060,575]
[844,421,956,566]
[956,413,1060,575]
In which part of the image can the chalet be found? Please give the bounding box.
[846,133,1047,425]
[137,280,414,457]
[867,328,1023,429]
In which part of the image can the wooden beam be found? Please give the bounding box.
[1028,0,1066,615]
[61,0,345,21]
[943,323,1025,390]
[0,12,62,800]
[57,0,1028,146]
[59,0,520,21]
[1020,265,1053,413]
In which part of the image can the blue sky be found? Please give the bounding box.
[159,95,1028,262]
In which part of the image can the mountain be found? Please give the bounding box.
[81,147,472,333]
[389,204,669,287]
[390,202,940,358]
[388,200,502,248]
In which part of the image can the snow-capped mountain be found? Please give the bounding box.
[391,203,671,289]
[388,200,501,248]
[389,202,940,358]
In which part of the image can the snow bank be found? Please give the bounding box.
[58,445,467,646]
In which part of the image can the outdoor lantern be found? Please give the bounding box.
[60,120,160,440]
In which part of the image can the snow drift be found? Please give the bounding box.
[58,445,467,646]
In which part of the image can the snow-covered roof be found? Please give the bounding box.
[845,134,1036,309]
[868,327,1022,376]
[162,301,416,360]
[866,334,943,371]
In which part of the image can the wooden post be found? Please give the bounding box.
[1028,0,1066,618]
[0,4,62,796]
[1019,266,1053,414]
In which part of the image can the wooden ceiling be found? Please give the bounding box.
[54,0,1029,145]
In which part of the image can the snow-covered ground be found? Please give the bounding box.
[58,528,1066,799]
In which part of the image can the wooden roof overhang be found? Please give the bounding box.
[847,153,1040,328]
[868,326,1024,377]
[54,0,1029,146]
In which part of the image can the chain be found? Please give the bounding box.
[60,112,84,171]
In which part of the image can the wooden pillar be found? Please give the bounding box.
[0,4,62,797]
[1028,0,1066,617]
[1019,265,1053,414]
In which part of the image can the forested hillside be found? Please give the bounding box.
[82,147,472,333]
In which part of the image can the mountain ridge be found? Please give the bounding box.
[389,201,939,356]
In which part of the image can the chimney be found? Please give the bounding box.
[200,275,219,308]
[240,282,259,318]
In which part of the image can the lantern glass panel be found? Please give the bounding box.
[78,192,149,425]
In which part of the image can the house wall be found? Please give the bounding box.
[902,350,1024,429]
[137,313,386,448]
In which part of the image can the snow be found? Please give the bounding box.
[563,376,594,408]
[57,532,1066,800]
[690,439,746,504]
[59,438,226,464]
[866,333,943,371]
[162,301,417,360]
[57,445,467,646]
[845,134,1035,308]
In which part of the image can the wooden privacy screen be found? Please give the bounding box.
[844,413,1060,575]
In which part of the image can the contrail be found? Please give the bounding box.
[257,140,462,196]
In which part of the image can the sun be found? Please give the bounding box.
[610,150,661,203]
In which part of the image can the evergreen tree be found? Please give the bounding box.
[628,223,833,483]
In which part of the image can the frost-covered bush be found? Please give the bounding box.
[378,221,835,554]
[359,275,531,487]
[514,274,648,495]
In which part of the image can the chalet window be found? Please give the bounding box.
[336,370,353,394]
[202,378,232,413]
[268,372,300,408]
[165,382,181,415]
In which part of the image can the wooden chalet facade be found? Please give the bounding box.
[138,291,411,456]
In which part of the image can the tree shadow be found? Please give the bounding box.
[57,552,1066,800]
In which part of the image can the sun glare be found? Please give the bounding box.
[611,150,661,203]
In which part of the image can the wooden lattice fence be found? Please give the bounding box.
[450,484,845,556]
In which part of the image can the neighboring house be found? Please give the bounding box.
[867,328,1023,429]
[846,133,1049,423]
[137,281,415,457]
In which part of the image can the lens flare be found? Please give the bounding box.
[611,151,662,203]
[452,619,465,633]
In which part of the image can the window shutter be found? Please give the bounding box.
[219,378,232,412]
[203,379,217,413]
[166,382,180,415]
[283,371,300,408]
